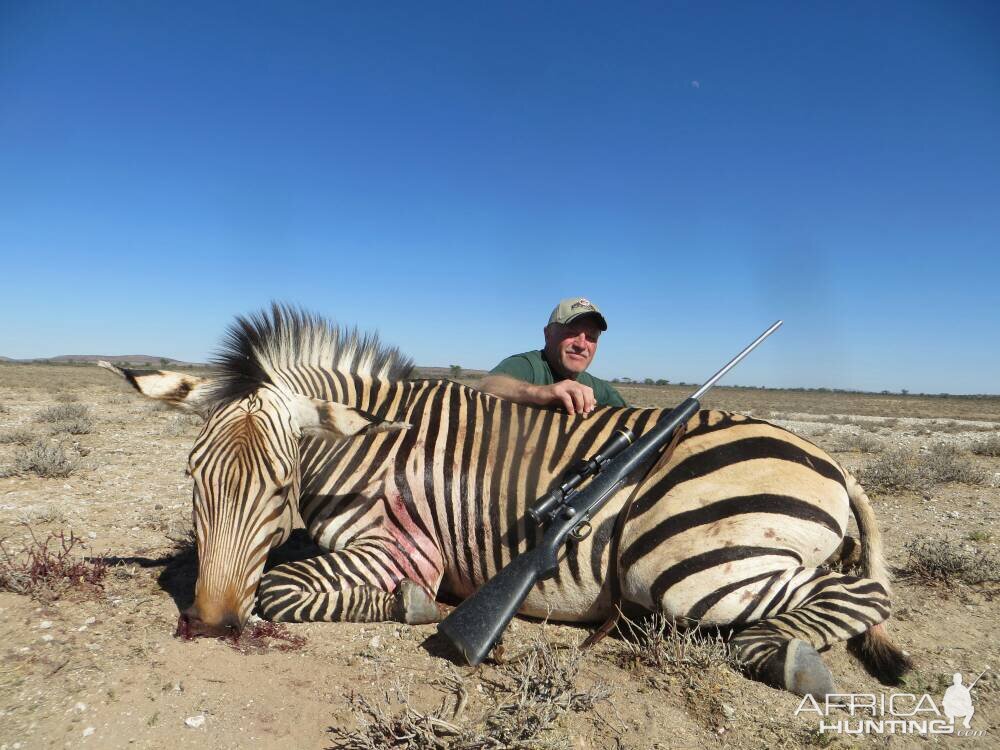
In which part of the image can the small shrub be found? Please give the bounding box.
[0,527,108,599]
[966,530,993,543]
[53,392,79,403]
[16,504,66,526]
[827,415,857,425]
[49,417,94,436]
[9,440,76,478]
[833,432,884,454]
[899,538,1000,586]
[971,434,1000,458]
[924,443,987,485]
[475,637,610,747]
[0,427,36,446]
[329,635,609,750]
[34,403,89,423]
[857,448,930,495]
[330,681,463,750]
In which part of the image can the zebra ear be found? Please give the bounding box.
[97,361,213,417]
[291,395,410,441]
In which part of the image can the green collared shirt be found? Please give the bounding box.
[490,350,627,407]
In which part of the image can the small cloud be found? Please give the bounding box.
[690,80,701,89]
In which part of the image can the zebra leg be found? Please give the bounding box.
[256,541,442,625]
[730,568,891,696]
[823,535,861,569]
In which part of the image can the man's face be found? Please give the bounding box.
[543,317,602,378]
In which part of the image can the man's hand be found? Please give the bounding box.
[478,375,596,416]
[545,380,596,416]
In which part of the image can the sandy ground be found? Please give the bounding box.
[1,364,998,749]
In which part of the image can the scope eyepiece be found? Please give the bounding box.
[527,490,562,524]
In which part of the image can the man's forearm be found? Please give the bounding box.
[477,374,543,406]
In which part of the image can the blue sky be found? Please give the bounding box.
[1,2,998,394]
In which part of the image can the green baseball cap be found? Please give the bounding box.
[547,297,608,331]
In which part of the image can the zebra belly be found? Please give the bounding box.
[619,454,850,620]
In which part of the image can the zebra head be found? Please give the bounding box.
[98,362,409,638]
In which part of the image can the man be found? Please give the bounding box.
[478,297,626,415]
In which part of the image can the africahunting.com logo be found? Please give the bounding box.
[795,670,989,737]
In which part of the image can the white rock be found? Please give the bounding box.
[74,702,86,713]
[84,616,96,625]
[41,635,54,643]
[87,532,97,539]
[368,635,381,650]
[185,714,206,729]
[39,620,53,629]
[82,727,95,737]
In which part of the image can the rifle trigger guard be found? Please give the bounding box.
[570,521,592,542]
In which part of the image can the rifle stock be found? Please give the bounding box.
[436,541,560,665]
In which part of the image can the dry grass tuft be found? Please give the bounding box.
[898,538,1000,586]
[615,613,743,678]
[0,427,36,446]
[924,443,988,485]
[971,434,1000,458]
[34,403,89,423]
[329,636,610,750]
[832,432,884,454]
[0,526,108,599]
[475,637,610,747]
[857,448,930,495]
[330,680,464,750]
[48,417,94,435]
[53,392,79,403]
[5,440,77,478]
[858,444,987,494]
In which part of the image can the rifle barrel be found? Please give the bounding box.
[691,320,782,401]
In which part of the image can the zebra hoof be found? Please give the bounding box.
[393,580,441,625]
[782,639,836,697]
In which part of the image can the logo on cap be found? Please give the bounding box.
[571,299,593,310]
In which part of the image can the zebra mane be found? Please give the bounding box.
[206,303,414,407]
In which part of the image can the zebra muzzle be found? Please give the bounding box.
[175,607,243,640]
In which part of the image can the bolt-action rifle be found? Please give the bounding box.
[437,320,783,666]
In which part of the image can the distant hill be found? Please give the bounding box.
[0,354,203,367]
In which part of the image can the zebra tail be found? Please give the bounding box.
[845,472,913,683]
[845,472,890,593]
